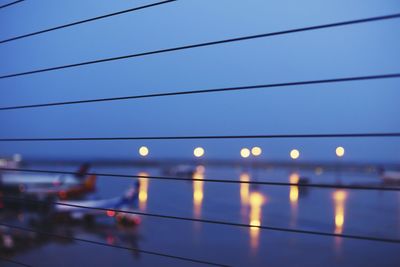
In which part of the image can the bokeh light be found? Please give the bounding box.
[193,147,205,158]
[251,147,262,156]
[336,146,345,157]
[240,148,251,158]
[138,146,149,157]
[290,149,300,159]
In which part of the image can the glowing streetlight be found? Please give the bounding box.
[336,146,345,158]
[251,147,262,157]
[240,148,251,158]
[193,147,205,158]
[138,146,149,157]
[290,149,300,160]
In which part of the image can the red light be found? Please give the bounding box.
[133,217,141,225]
[106,235,115,245]
[58,191,67,199]
[106,210,116,217]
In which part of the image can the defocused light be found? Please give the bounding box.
[333,190,347,234]
[193,147,205,158]
[251,147,262,156]
[249,192,265,207]
[106,235,115,245]
[139,146,149,157]
[289,172,300,228]
[333,190,347,202]
[58,191,67,199]
[240,148,251,158]
[138,172,149,211]
[336,146,345,157]
[249,191,266,250]
[193,166,204,218]
[240,172,250,205]
[290,149,300,160]
[106,210,116,217]
[289,173,300,203]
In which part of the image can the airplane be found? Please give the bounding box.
[162,164,196,178]
[0,164,97,200]
[380,170,400,185]
[0,163,90,188]
[0,154,21,169]
[53,181,141,226]
[0,211,141,259]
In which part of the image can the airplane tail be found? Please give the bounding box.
[58,174,97,200]
[75,163,90,179]
[119,181,140,207]
[84,174,97,191]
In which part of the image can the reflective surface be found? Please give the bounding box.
[1,162,400,267]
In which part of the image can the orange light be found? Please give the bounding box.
[193,166,204,218]
[240,173,250,205]
[249,192,266,227]
[249,191,266,250]
[138,172,149,211]
[333,190,347,234]
[333,190,347,202]
[289,173,300,203]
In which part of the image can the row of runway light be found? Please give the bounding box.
[137,146,346,159]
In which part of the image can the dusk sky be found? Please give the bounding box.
[0,0,399,161]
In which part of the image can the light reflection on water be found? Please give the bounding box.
[240,172,250,206]
[193,165,205,219]
[249,191,266,250]
[289,172,300,227]
[138,171,149,211]
[333,189,348,251]
[239,171,267,250]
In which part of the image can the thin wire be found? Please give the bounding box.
[0,0,177,44]
[0,256,32,267]
[2,196,400,244]
[0,132,400,142]
[1,167,399,191]
[0,222,228,267]
[0,73,399,111]
[0,13,399,79]
[0,0,24,10]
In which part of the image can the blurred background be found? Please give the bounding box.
[0,0,399,266]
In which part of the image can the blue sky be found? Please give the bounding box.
[0,0,399,161]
